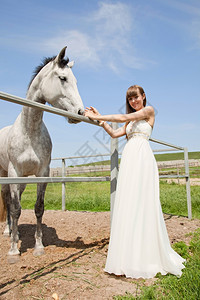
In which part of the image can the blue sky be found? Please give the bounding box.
[0,0,200,167]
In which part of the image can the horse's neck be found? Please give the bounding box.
[21,90,45,132]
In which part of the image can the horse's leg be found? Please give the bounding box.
[0,168,11,235]
[33,182,47,256]
[19,183,26,200]
[2,183,26,238]
[3,183,26,237]
[1,184,11,236]
[7,165,21,262]
[0,189,7,223]
[0,168,8,223]
[7,182,21,263]
[33,168,49,256]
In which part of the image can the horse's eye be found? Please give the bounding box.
[59,76,67,82]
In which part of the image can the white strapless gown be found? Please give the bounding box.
[104,120,185,279]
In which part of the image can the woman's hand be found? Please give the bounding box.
[84,106,101,120]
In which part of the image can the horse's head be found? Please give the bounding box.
[28,47,84,123]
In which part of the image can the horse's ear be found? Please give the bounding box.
[67,61,75,68]
[55,46,67,64]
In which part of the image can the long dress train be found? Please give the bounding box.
[104,120,185,279]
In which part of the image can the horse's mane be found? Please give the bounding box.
[28,55,69,90]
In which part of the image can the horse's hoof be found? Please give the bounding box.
[3,226,11,237]
[7,254,20,264]
[33,247,45,257]
[3,231,10,237]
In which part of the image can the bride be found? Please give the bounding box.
[85,85,185,279]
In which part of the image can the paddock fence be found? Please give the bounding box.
[51,159,199,176]
[0,91,192,219]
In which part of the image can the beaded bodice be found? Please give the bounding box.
[126,120,152,140]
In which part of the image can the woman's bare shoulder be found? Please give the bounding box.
[144,106,155,115]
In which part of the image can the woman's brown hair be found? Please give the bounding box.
[126,85,146,114]
[125,85,147,138]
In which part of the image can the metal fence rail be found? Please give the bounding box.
[0,91,192,219]
[0,176,110,184]
[0,91,98,125]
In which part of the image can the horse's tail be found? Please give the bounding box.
[0,191,7,222]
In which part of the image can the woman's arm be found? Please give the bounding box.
[85,106,154,123]
[84,106,126,138]
[101,122,126,138]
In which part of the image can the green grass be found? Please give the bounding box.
[21,181,200,219]
[21,181,110,211]
[66,167,200,180]
[160,181,200,219]
[189,166,200,178]
[158,166,200,178]
[66,166,199,179]
[154,151,200,162]
[70,151,200,166]
[113,229,200,300]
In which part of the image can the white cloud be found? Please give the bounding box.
[41,2,144,73]
[0,1,147,73]
[43,30,101,66]
[90,2,132,35]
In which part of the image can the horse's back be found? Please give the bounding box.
[0,125,12,135]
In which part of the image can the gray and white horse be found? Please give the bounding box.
[0,47,84,262]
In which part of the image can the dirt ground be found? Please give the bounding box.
[0,210,200,300]
[166,178,200,185]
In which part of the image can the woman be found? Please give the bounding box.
[85,85,185,279]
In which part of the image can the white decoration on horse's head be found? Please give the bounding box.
[67,61,75,68]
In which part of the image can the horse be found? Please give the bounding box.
[0,46,84,263]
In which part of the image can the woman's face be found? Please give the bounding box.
[128,92,145,111]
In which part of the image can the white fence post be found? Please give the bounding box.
[62,158,66,211]
[110,123,119,222]
[184,147,192,219]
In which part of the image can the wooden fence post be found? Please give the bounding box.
[110,123,119,222]
[184,147,192,219]
[62,158,66,211]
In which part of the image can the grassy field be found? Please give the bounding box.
[21,180,200,219]
[21,150,200,212]
[158,166,200,178]
[21,181,110,211]
[65,165,200,179]
[74,151,200,167]
[154,150,200,162]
